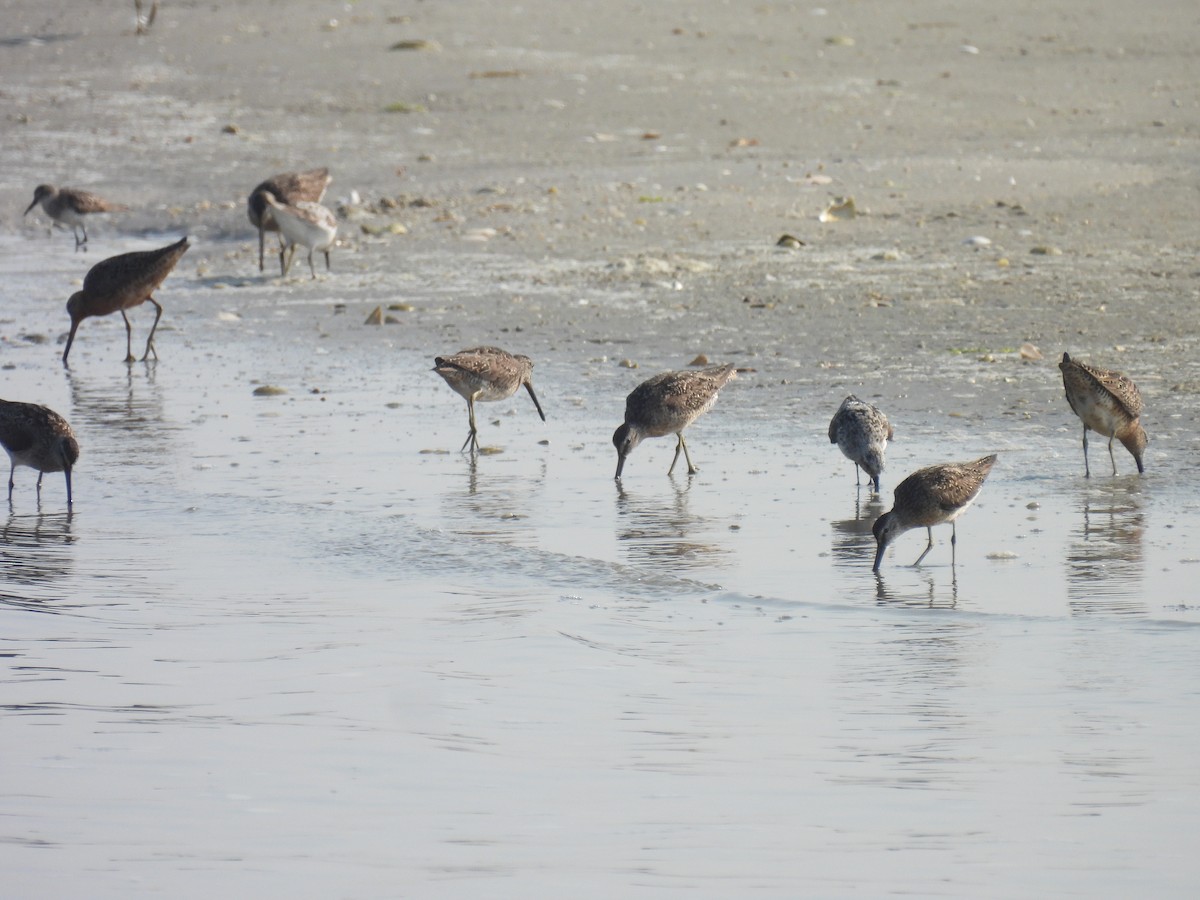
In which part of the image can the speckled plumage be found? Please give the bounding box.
[256,191,338,278]
[63,236,190,364]
[24,184,128,250]
[873,454,996,571]
[829,395,892,492]
[0,400,80,507]
[433,347,546,453]
[247,168,331,271]
[613,363,736,478]
[1059,352,1147,477]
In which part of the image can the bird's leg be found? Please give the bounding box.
[141,297,164,361]
[667,434,684,475]
[951,521,957,567]
[121,309,136,362]
[258,224,267,272]
[460,395,481,454]
[1107,434,1118,476]
[7,462,15,500]
[912,526,935,566]
[1082,425,1091,478]
[854,463,862,486]
[324,249,331,272]
[680,434,698,475]
[307,248,317,279]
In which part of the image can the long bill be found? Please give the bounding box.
[523,382,546,422]
[872,540,887,572]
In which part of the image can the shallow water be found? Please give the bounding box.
[3,234,1200,897]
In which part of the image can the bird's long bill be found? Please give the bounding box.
[61,322,80,366]
[615,449,627,480]
[523,382,546,422]
[872,540,886,572]
[64,467,73,507]
[23,198,39,216]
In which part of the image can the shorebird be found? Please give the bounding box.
[433,347,546,453]
[872,454,996,571]
[134,0,158,34]
[0,400,80,507]
[829,395,893,492]
[62,236,190,365]
[1059,352,1147,476]
[255,191,338,279]
[613,363,736,479]
[24,184,128,251]
[246,168,331,271]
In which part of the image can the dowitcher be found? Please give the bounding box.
[613,363,736,479]
[1059,352,1147,476]
[24,184,128,251]
[255,191,338,279]
[829,395,893,492]
[62,236,190,365]
[0,400,80,507]
[247,168,331,271]
[872,454,996,571]
[433,347,546,453]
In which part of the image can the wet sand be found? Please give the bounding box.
[3,1,1200,896]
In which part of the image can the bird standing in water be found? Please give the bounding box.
[613,364,736,479]
[1059,352,1147,476]
[24,184,128,251]
[0,400,80,507]
[829,395,892,492]
[62,236,190,365]
[433,347,546,453]
[255,190,338,279]
[872,455,996,571]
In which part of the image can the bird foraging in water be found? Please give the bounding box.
[0,400,80,507]
[255,190,338,279]
[829,395,892,492]
[872,454,996,571]
[134,0,158,34]
[433,347,546,453]
[613,363,736,479]
[62,236,190,365]
[246,168,331,272]
[24,184,128,251]
[1059,352,1147,477]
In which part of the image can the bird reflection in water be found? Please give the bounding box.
[830,487,886,568]
[614,479,730,570]
[443,457,547,546]
[873,566,959,609]
[1066,482,1146,616]
[1,510,76,611]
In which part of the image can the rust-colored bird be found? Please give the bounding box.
[24,184,128,251]
[1059,352,1147,476]
[63,237,190,365]
[247,168,332,272]
[0,400,80,507]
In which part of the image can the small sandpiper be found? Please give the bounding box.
[613,364,736,479]
[1059,352,1147,476]
[63,236,190,365]
[829,395,893,492]
[0,400,80,507]
[255,191,338,279]
[873,455,996,571]
[247,168,332,271]
[433,347,546,454]
[24,184,128,251]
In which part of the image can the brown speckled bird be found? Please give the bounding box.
[63,236,190,365]
[24,184,128,251]
[829,395,893,493]
[873,455,996,571]
[247,168,332,272]
[613,364,736,479]
[433,347,546,453]
[1059,352,1147,477]
[0,400,80,507]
